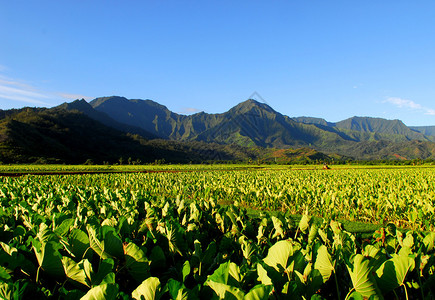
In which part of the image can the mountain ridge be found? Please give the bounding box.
[1,96,435,162]
[89,96,434,146]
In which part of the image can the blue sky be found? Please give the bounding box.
[1,1,435,126]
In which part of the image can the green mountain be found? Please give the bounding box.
[410,126,435,136]
[90,97,352,148]
[4,106,341,164]
[294,115,433,142]
[56,99,158,139]
[1,96,435,162]
[334,116,432,142]
[90,96,435,156]
[0,107,273,164]
[292,116,333,127]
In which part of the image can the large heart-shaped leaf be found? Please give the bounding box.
[81,283,118,300]
[69,229,90,259]
[347,254,383,300]
[314,245,334,283]
[244,284,273,300]
[206,281,245,300]
[132,277,161,300]
[87,226,109,259]
[61,257,90,287]
[263,240,295,272]
[375,253,415,293]
[101,227,123,259]
[33,241,65,278]
[124,242,150,282]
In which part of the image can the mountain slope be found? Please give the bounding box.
[410,126,435,136]
[335,116,431,142]
[91,97,354,149]
[0,107,285,164]
[91,96,435,155]
[3,97,435,162]
[56,99,157,139]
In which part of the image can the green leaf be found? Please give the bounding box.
[182,261,190,283]
[314,245,334,283]
[244,284,273,300]
[202,242,217,266]
[54,218,74,237]
[0,266,11,282]
[132,277,161,300]
[92,259,114,286]
[263,240,295,272]
[87,226,109,259]
[81,283,118,300]
[423,232,435,252]
[228,262,242,287]
[0,242,35,276]
[101,227,123,259]
[299,214,310,233]
[33,241,65,278]
[0,282,12,300]
[206,281,245,300]
[402,232,414,249]
[207,261,230,284]
[308,223,318,245]
[166,279,183,300]
[271,216,284,239]
[256,263,272,286]
[124,242,150,282]
[70,229,90,259]
[345,291,364,300]
[100,272,116,285]
[346,254,383,300]
[375,253,415,293]
[62,257,90,287]
[150,246,166,271]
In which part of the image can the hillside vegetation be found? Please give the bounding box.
[1,96,435,163]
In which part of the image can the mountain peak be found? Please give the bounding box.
[230,99,276,114]
[89,96,129,108]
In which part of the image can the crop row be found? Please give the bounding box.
[3,168,433,229]
[0,169,434,299]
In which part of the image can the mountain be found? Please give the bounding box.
[410,126,435,136]
[2,96,435,162]
[90,96,223,140]
[56,99,158,139]
[292,116,334,127]
[90,96,435,156]
[90,97,352,148]
[0,107,274,164]
[334,116,431,142]
[293,115,433,142]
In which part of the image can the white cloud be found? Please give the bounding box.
[0,71,90,107]
[179,107,201,114]
[57,93,92,101]
[0,79,50,105]
[384,97,435,116]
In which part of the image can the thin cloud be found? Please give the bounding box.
[0,73,90,107]
[57,92,92,101]
[384,97,435,115]
[179,107,201,114]
[0,79,50,105]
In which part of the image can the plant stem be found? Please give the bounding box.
[418,275,425,300]
[403,284,409,300]
[344,288,355,300]
[334,270,341,300]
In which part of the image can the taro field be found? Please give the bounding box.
[0,166,435,299]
